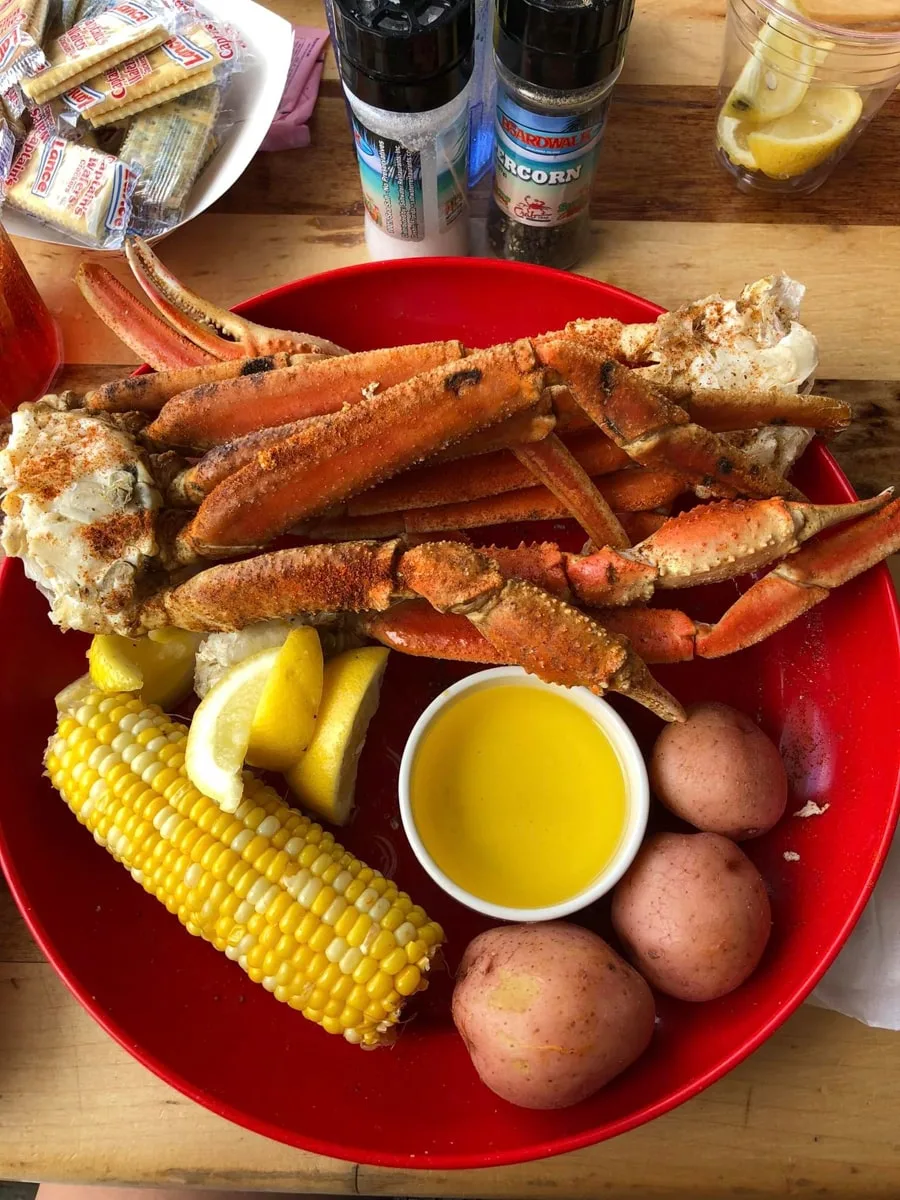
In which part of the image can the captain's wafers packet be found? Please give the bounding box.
[4,129,138,245]
[22,0,176,104]
[63,18,236,127]
[121,80,220,233]
[0,0,50,90]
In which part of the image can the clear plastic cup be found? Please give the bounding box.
[715,0,900,194]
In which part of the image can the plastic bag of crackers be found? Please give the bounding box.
[0,0,244,247]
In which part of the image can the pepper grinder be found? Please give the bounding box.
[487,0,635,269]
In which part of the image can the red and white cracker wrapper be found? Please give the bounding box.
[0,0,49,90]
[62,19,239,127]
[261,25,327,152]
[4,130,139,246]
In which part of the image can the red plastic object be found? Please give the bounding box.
[1,258,899,1170]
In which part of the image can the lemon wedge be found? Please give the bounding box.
[722,0,818,126]
[88,628,201,709]
[246,627,324,772]
[717,111,758,170]
[185,646,281,812]
[285,647,389,826]
[747,86,863,178]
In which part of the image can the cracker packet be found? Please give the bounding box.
[0,0,51,90]
[22,0,176,105]
[63,16,237,127]
[3,128,138,245]
[120,80,221,233]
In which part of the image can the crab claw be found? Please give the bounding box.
[76,263,217,371]
[124,237,348,360]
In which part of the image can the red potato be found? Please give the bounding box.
[452,922,656,1110]
[650,701,788,840]
[611,832,772,1002]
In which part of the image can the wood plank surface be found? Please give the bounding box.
[220,88,900,227]
[4,0,900,1193]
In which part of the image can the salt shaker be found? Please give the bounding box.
[487,0,634,270]
[333,0,475,260]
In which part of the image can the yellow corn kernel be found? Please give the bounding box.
[366,970,393,1001]
[352,956,379,985]
[395,965,422,996]
[381,947,408,976]
[370,929,396,960]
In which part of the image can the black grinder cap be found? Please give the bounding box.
[495,0,635,92]
[334,0,475,114]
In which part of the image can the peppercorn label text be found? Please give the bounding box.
[492,94,608,228]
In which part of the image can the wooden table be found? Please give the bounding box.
[3,0,900,1195]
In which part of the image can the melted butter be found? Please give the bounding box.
[410,684,628,909]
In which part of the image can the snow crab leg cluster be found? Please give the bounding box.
[3,239,898,726]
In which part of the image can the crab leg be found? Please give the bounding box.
[141,538,683,721]
[84,354,305,414]
[481,493,893,607]
[167,407,561,508]
[305,508,668,544]
[342,429,629,517]
[696,496,900,657]
[177,342,547,558]
[536,339,806,502]
[76,263,217,371]
[360,601,699,667]
[547,381,849,436]
[683,388,850,434]
[361,499,900,667]
[147,341,467,449]
[511,434,630,548]
[124,237,348,360]
[305,469,683,541]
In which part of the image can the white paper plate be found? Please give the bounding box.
[3,0,294,249]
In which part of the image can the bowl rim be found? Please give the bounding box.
[2,256,899,1171]
[398,666,650,922]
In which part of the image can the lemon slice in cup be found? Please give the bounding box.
[717,111,759,170]
[722,0,821,126]
[747,86,863,178]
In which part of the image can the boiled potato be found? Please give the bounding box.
[452,922,655,1109]
[650,701,788,840]
[611,832,771,1001]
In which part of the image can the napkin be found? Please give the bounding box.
[261,26,328,152]
[810,834,900,1028]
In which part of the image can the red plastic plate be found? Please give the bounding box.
[1,258,899,1169]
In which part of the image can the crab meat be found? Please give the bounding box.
[0,399,160,632]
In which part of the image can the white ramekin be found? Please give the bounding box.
[398,666,649,923]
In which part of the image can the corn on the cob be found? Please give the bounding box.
[45,691,444,1047]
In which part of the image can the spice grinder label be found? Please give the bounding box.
[436,105,468,232]
[492,94,608,227]
[351,113,424,241]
